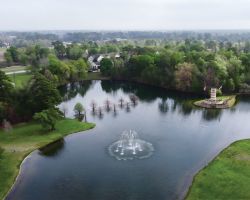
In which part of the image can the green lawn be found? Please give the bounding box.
[6,72,106,89]
[186,139,250,200]
[7,73,32,88]
[0,119,95,200]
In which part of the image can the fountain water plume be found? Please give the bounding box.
[108,130,154,160]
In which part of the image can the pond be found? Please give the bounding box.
[6,80,250,200]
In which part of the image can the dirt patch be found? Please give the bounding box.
[235,154,250,161]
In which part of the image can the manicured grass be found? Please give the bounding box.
[186,139,250,200]
[0,119,95,200]
[7,73,32,88]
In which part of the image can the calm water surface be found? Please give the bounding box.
[6,81,250,200]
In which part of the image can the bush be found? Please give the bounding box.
[33,108,63,131]
[216,89,222,96]
[74,102,85,120]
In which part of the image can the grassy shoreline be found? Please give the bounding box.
[0,119,95,200]
[186,139,250,199]
[194,95,236,109]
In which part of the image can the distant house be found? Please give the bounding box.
[115,53,120,58]
[88,53,121,72]
[62,42,72,47]
[88,55,101,72]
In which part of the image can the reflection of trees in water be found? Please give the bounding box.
[178,101,194,116]
[60,80,224,122]
[158,99,169,114]
[100,80,225,121]
[202,109,222,121]
[59,81,92,101]
[101,80,121,94]
[39,139,65,157]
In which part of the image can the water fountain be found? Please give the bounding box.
[108,130,154,160]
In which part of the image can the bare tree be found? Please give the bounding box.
[119,97,124,108]
[105,99,111,112]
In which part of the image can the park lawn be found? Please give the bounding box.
[6,72,106,88]
[0,119,95,200]
[186,139,250,200]
[7,73,32,88]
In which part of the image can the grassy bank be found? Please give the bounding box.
[7,73,32,88]
[186,139,250,200]
[194,95,236,109]
[0,119,95,200]
[85,72,109,80]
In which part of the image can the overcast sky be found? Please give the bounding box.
[0,0,250,30]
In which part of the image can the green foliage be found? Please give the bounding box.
[68,58,88,81]
[28,73,61,113]
[100,58,113,76]
[74,102,84,118]
[48,55,70,84]
[5,47,19,63]
[127,55,154,78]
[0,71,14,103]
[175,63,198,92]
[52,41,66,58]
[66,44,83,60]
[33,108,63,130]
[3,38,250,95]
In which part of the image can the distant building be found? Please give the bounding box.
[88,53,121,72]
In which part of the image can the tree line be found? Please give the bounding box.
[100,39,250,94]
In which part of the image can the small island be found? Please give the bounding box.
[194,88,236,109]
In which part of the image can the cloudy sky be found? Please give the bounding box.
[0,0,250,30]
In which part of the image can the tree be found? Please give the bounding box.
[154,51,176,86]
[48,55,70,84]
[68,58,87,81]
[5,46,19,63]
[25,45,49,67]
[34,108,63,130]
[4,51,13,66]
[0,71,14,103]
[175,63,196,91]
[52,41,66,58]
[227,57,244,90]
[28,73,61,113]
[74,102,85,120]
[66,45,83,60]
[127,55,154,78]
[100,58,113,76]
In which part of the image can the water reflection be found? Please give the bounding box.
[59,81,92,101]
[39,139,65,157]
[59,80,234,122]
[8,80,250,200]
[158,99,169,114]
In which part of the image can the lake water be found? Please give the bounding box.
[6,81,250,200]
